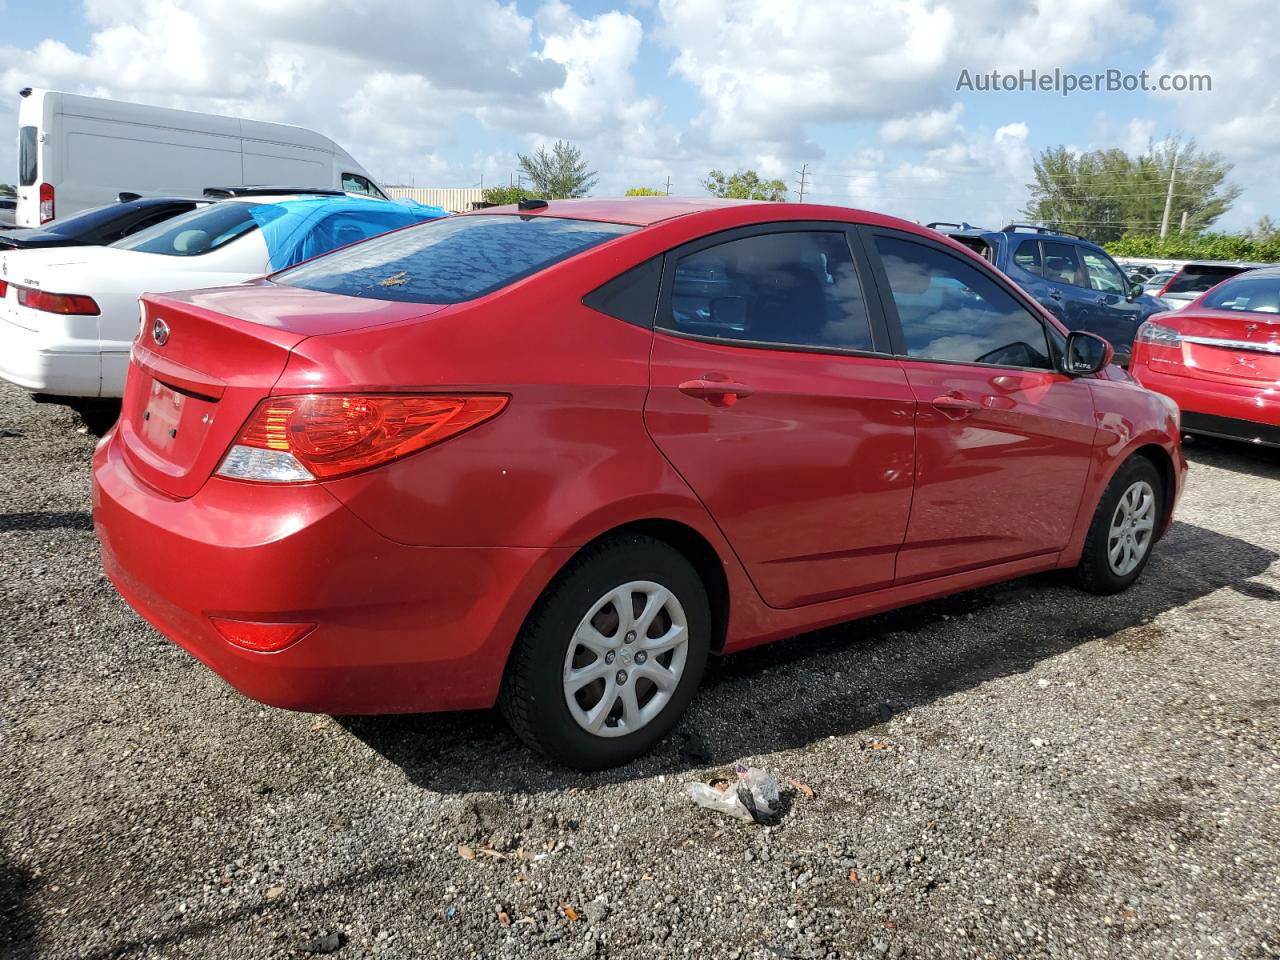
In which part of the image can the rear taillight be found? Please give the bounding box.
[0,279,7,298]
[15,285,100,315]
[216,393,509,483]
[1137,321,1182,347]
[38,182,54,223]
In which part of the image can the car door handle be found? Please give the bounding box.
[678,377,755,407]
[931,392,981,420]
[1048,288,1064,301]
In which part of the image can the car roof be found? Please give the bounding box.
[465,196,767,227]
[1177,260,1272,270]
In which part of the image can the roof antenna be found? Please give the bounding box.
[517,198,548,211]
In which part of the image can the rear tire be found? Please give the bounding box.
[1072,456,1163,595]
[499,534,710,770]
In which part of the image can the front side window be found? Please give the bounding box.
[341,173,376,197]
[275,214,634,304]
[112,201,259,256]
[1041,241,1085,287]
[1081,250,1127,295]
[661,231,874,352]
[19,126,38,187]
[1201,275,1280,314]
[874,235,1052,370]
[1013,239,1042,276]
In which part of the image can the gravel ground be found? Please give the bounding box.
[2,381,1278,960]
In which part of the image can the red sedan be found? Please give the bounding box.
[92,198,1186,769]
[1131,266,1280,448]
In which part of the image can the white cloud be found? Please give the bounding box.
[880,104,965,146]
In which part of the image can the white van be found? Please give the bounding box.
[14,88,388,227]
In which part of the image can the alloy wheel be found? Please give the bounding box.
[1107,480,1156,576]
[562,580,689,738]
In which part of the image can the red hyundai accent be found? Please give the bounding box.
[93,198,1186,769]
[1130,266,1280,448]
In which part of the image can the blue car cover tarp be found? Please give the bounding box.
[250,196,447,271]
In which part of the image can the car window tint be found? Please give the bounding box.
[874,235,1052,370]
[1165,266,1247,294]
[583,256,662,328]
[112,201,259,257]
[275,214,634,304]
[342,173,376,197]
[1081,251,1127,295]
[1041,241,1084,287]
[1201,275,1280,313]
[19,126,37,186]
[1013,239,1041,275]
[660,231,874,352]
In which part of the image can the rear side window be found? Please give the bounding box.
[113,201,259,256]
[1012,239,1041,275]
[874,235,1052,370]
[659,231,874,352]
[1201,275,1280,313]
[1041,241,1084,287]
[19,126,38,186]
[583,257,662,328]
[1166,266,1246,295]
[275,215,635,304]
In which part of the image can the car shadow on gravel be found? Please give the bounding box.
[341,519,1278,794]
[1182,434,1280,480]
[0,510,93,532]
[0,860,38,957]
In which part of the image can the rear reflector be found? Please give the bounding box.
[217,393,509,483]
[16,285,100,315]
[0,279,7,298]
[210,617,315,653]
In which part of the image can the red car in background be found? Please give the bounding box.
[92,198,1186,770]
[1131,266,1280,448]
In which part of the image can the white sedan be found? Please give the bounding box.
[0,194,436,399]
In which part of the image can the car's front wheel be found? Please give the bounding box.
[1073,455,1164,595]
[499,534,710,770]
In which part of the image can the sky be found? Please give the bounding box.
[1,0,1276,232]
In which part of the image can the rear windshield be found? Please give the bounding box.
[1201,275,1280,315]
[1165,265,1249,295]
[112,201,258,256]
[273,214,636,304]
[19,126,37,187]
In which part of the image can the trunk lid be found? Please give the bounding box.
[1164,309,1280,384]
[118,283,444,499]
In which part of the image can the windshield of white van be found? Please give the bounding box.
[112,201,259,256]
[19,127,37,187]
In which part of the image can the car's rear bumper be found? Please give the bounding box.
[0,316,101,396]
[1132,362,1280,446]
[92,433,567,714]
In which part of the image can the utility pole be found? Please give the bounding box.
[1180,209,1188,233]
[664,175,672,196]
[796,163,810,202]
[1160,149,1179,239]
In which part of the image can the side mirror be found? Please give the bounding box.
[1127,282,1144,302]
[1062,331,1114,376]
[709,296,747,329]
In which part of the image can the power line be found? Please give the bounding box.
[796,162,810,202]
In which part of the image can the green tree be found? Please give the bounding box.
[481,185,538,206]
[516,140,598,199]
[1248,216,1277,242]
[625,186,665,196]
[701,169,788,202]
[1023,137,1240,243]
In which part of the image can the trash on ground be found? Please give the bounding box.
[685,762,782,823]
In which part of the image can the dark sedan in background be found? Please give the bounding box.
[0,194,207,250]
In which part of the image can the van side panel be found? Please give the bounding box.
[13,89,387,224]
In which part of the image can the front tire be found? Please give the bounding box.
[1073,456,1163,595]
[499,535,710,770]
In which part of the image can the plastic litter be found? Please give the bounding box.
[685,762,782,823]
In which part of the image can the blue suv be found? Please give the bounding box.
[929,223,1165,364]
